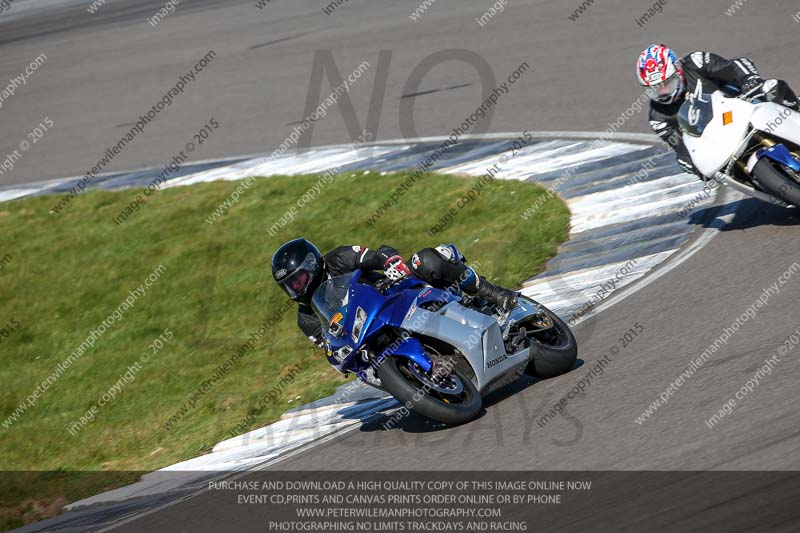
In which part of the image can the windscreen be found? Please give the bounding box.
[311,274,351,331]
[678,94,715,138]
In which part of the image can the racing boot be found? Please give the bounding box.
[471,275,519,313]
[417,244,520,313]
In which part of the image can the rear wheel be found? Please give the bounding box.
[752,158,800,207]
[377,353,482,426]
[515,299,578,378]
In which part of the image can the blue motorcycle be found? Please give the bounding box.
[311,270,578,425]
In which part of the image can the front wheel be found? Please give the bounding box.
[516,299,578,378]
[752,158,800,207]
[376,356,482,426]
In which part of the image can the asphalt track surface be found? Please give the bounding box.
[4,0,800,530]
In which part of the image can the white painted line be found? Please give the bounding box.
[573,188,742,322]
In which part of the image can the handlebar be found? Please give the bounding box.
[739,84,766,103]
[374,276,403,294]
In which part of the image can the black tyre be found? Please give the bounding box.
[377,355,482,426]
[519,300,578,378]
[752,158,800,207]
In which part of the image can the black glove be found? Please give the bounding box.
[676,156,703,179]
[740,75,765,96]
[309,335,324,348]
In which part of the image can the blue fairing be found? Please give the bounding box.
[315,270,458,376]
[376,335,431,372]
[756,143,800,172]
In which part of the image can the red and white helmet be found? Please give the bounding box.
[637,44,685,104]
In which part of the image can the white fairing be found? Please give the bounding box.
[683,92,800,178]
[750,103,800,145]
[682,92,755,177]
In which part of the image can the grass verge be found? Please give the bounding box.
[0,171,569,529]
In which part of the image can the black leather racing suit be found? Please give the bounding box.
[296,244,514,345]
[649,51,800,177]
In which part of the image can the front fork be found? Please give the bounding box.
[734,131,800,176]
[711,131,794,206]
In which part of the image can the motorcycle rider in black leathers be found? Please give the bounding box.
[636,44,800,177]
[271,238,518,346]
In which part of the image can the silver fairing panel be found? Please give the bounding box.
[401,301,531,392]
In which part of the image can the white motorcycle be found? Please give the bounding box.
[679,84,800,207]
